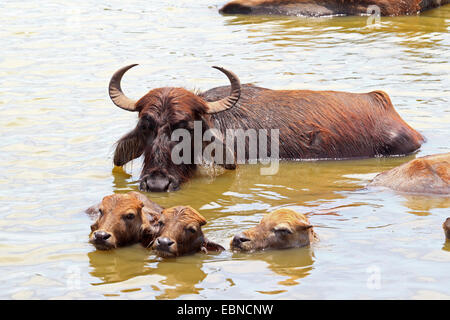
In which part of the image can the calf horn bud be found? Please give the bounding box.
[109,64,139,112]
[206,66,241,114]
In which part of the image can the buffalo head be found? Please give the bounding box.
[109,64,240,192]
[230,209,317,252]
[153,206,225,257]
[88,192,162,250]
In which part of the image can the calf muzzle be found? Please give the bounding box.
[231,233,250,249]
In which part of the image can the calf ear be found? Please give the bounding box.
[85,203,101,220]
[90,222,99,232]
[114,127,145,166]
[129,191,164,214]
[140,223,159,248]
[201,239,225,253]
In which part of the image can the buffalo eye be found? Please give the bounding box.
[186,226,197,234]
[158,221,165,227]
[140,115,155,130]
[124,213,135,220]
[98,208,103,216]
[172,120,192,131]
[273,227,293,236]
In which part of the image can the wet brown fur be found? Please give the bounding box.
[87,192,224,255]
[114,87,214,191]
[203,85,424,160]
[154,206,225,257]
[220,0,449,16]
[88,192,163,250]
[369,153,450,195]
[231,208,317,252]
[114,82,424,191]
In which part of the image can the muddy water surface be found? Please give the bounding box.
[0,1,449,299]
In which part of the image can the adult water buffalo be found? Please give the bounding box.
[369,153,450,195]
[219,0,449,17]
[109,64,423,192]
[231,208,317,252]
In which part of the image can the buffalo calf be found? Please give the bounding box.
[231,208,317,252]
[153,206,225,257]
[87,192,162,250]
[369,153,450,195]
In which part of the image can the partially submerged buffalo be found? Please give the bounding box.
[87,192,224,256]
[219,0,449,17]
[109,64,423,192]
[369,153,450,195]
[153,206,224,257]
[444,218,450,241]
[87,192,162,250]
[231,208,317,252]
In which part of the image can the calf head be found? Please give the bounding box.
[444,218,450,241]
[87,192,162,250]
[109,64,240,192]
[153,206,224,257]
[231,208,316,252]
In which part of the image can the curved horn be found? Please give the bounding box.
[206,66,241,114]
[109,64,139,112]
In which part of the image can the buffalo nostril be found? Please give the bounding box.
[142,172,171,192]
[139,179,148,191]
[94,231,111,241]
[232,233,250,246]
[156,237,175,249]
[167,181,180,192]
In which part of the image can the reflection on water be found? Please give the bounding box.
[443,241,450,252]
[235,248,315,289]
[88,248,209,299]
[150,257,208,300]
[88,247,152,285]
[400,195,450,216]
[225,11,450,36]
[0,0,449,299]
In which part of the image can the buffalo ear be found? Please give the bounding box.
[142,207,161,224]
[129,191,164,214]
[90,222,99,232]
[85,203,101,220]
[201,239,225,253]
[140,223,159,248]
[114,127,145,166]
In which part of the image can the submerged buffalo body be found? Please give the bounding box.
[369,153,450,195]
[109,64,423,192]
[220,0,449,17]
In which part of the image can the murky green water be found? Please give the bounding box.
[0,1,449,299]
